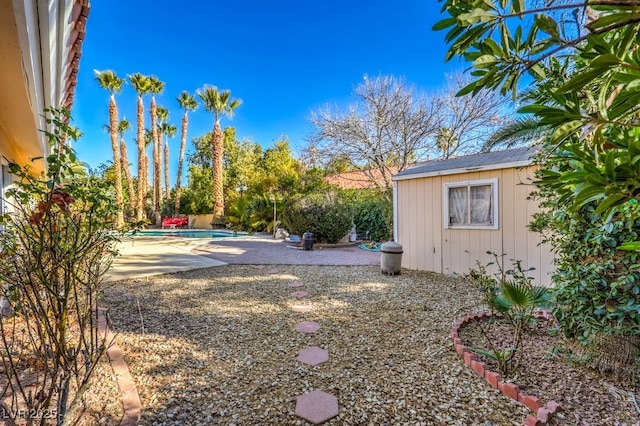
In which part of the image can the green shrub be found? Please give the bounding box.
[179,165,213,215]
[339,189,392,241]
[352,199,391,241]
[533,201,640,345]
[226,195,253,231]
[0,108,119,423]
[530,146,640,373]
[283,192,353,243]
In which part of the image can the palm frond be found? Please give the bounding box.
[501,280,534,308]
[197,85,242,122]
[483,117,547,152]
[128,73,152,95]
[532,286,550,308]
[149,76,165,95]
[118,119,130,134]
[156,106,169,122]
[177,91,198,111]
[94,69,124,95]
[490,295,512,313]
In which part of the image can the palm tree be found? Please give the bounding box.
[162,124,176,202]
[118,119,136,218]
[197,85,242,222]
[175,91,198,215]
[95,69,125,228]
[156,106,169,203]
[128,73,152,221]
[436,127,459,159]
[149,77,165,225]
[144,128,154,211]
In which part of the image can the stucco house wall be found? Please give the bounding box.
[0,0,89,213]
[393,147,555,286]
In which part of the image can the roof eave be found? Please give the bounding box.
[392,159,533,181]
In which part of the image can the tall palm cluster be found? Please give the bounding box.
[197,86,242,222]
[94,70,240,229]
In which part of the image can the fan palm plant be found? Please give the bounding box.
[469,253,549,377]
[175,91,198,215]
[127,73,152,221]
[94,69,125,228]
[197,85,242,222]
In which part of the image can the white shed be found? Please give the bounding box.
[392,147,554,286]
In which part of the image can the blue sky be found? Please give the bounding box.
[71,0,466,181]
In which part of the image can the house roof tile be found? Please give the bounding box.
[62,0,89,110]
[325,167,399,190]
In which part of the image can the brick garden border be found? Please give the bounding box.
[97,308,142,425]
[451,311,564,426]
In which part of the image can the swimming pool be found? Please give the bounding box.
[129,230,238,239]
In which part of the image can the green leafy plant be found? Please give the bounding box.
[226,194,252,231]
[283,191,353,243]
[0,108,119,425]
[354,202,390,241]
[436,0,640,376]
[468,253,549,377]
[531,187,640,372]
[338,189,392,241]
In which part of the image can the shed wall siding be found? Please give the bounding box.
[396,166,554,286]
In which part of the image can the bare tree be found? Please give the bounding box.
[308,75,442,200]
[435,73,513,158]
[307,73,514,197]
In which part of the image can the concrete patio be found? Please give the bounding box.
[105,234,380,282]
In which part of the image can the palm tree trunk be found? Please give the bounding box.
[143,152,149,208]
[109,96,124,228]
[151,97,161,225]
[136,96,145,222]
[175,113,188,215]
[164,142,170,203]
[120,139,136,219]
[212,123,224,220]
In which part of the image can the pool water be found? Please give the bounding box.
[129,230,237,239]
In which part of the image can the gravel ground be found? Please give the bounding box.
[101,265,530,425]
[79,357,124,425]
[0,350,122,425]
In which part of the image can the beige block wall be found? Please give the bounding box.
[396,166,554,286]
[190,214,215,229]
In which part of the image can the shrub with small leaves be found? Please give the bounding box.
[282,191,353,244]
[337,189,392,241]
[532,197,640,353]
[0,108,120,425]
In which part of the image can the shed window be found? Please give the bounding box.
[444,179,498,229]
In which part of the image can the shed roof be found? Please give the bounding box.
[392,146,537,181]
